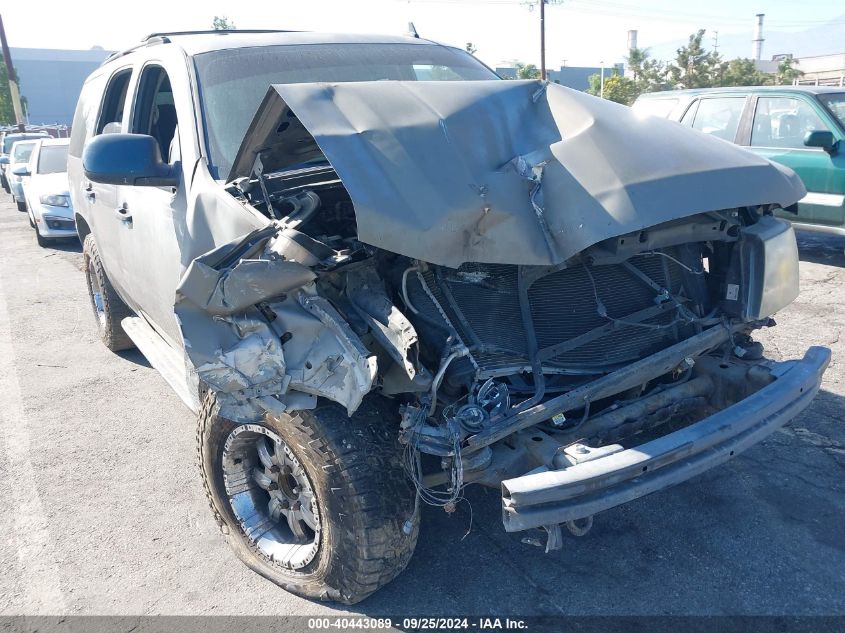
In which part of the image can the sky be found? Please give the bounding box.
[3,0,845,68]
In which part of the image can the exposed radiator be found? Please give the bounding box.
[407,254,692,381]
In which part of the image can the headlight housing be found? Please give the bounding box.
[42,214,76,231]
[722,216,799,321]
[39,194,69,207]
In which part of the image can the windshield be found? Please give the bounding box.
[819,93,845,129]
[11,142,35,163]
[3,134,47,154]
[194,43,498,179]
[37,145,69,174]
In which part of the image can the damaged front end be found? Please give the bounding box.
[175,79,828,542]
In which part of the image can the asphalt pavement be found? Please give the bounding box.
[0,197,843,617]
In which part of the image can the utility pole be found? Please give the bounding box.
[540,0,546,79]
[712,30,719,54]
[0,15,24,131]
[524,0,562,80]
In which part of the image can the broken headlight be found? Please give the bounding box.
[722,215,799,321]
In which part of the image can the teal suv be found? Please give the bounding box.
[633,86,845,236]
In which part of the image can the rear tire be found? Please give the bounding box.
[198,393,419,604]
[1,174,9,193]
[16,199,26,212]
[82,234,135,351]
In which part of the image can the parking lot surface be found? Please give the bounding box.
[0,197,843,616]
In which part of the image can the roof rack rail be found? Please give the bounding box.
[142,29,296,41]
[104,29,298,65]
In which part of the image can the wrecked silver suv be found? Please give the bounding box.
[69,31,830,604]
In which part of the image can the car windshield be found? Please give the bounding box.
[3,134,46,154]
[37,145,68,175]
[11,142,35,163]
[818,93,845,129]
[193,43,498,179]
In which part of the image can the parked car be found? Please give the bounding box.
[70,30,829,604]
[21,138,75,246]
[0,131,50,194]
[7,139,40,211]
[632,86,845,236]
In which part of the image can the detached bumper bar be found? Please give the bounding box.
[501,346,831,532]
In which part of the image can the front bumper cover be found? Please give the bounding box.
[501,346,831,532]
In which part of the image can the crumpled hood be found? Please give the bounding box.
[231,80,805,268]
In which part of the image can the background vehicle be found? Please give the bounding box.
[0,131,50,194]
[7,139,39,211]
[632,86,845,236]
[22,138,75,247]
[70,30,827,604]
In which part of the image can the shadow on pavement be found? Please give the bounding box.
[340,388,845,616]
[44,237,82,253]
[796,230,845,267]
[116,348,152,368]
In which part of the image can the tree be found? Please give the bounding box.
[515,63,540,79]
[0,63,26,126]
[667,30,722,89]
[717,58,771,87]
[212,16,236,30]
[465,42,477,55]
[625,47,671,94]
[587,71,640,105]
[776,57,804,85]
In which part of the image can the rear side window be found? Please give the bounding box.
[751,96,828,149]
[96,69,132,135]
[690,97,745,142]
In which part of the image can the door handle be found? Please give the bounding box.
[85,183,95,203]
[114,203,132,223]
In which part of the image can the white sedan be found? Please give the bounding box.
[22,138,76,247]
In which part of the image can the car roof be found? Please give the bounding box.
[39,138,70,147]
[104,30,440,64]
[638,85,845,100]
[5,132,50,139]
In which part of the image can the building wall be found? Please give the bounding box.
[11,47,111,125]
[495,64,623,91]
[794,53,845,87]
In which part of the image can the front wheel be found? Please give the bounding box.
[198,393,419,604]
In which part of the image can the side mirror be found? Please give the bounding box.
[0,156,9,165]
[804,130,838,154]
[11,164,30,176]
[83,133,179,187]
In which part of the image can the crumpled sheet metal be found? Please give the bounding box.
[175,232,377,420]
[233,80,806,268]
[195,318,291,422]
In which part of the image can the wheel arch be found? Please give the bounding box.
[75,213,91,243]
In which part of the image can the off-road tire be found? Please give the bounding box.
[16,199,26,212]
[198,392,419,604]
[82,234,135,351]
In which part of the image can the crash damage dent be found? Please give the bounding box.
[229,80,807,268]
[174,228,384,422]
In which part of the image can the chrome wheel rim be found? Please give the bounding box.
[86,264,106,329]
[222,424,320,570]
